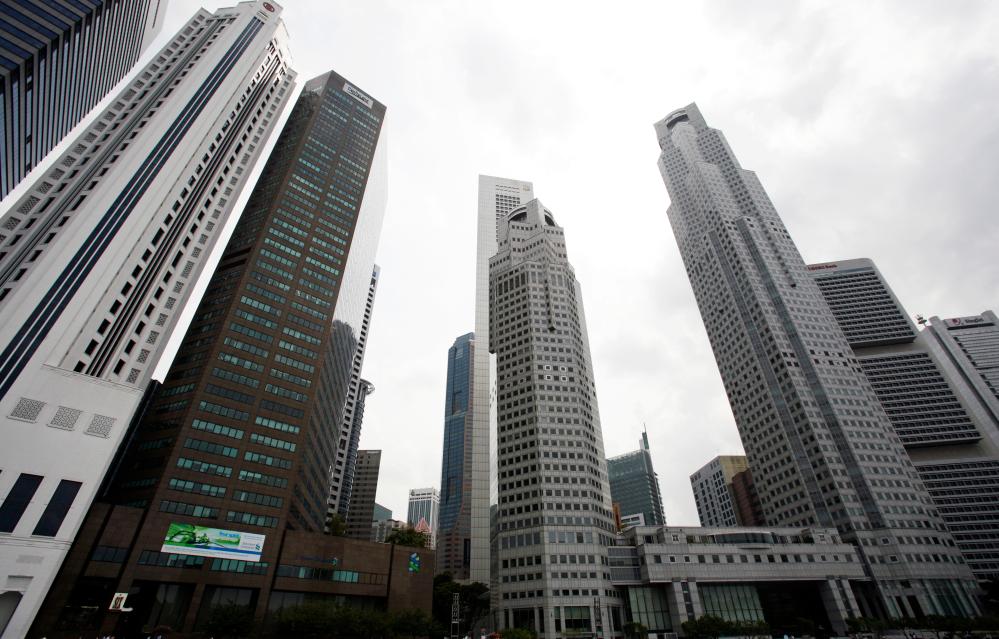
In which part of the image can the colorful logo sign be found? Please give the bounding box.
[161,522,265,562]
[263,2,276,12]
[408,552,421,574]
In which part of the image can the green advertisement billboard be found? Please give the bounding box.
[161,522,265,562]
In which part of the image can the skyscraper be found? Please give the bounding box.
[330,265,380,519]
[438,332,475,577]
[655,104,979,617]
[474,175,535,584]
[0,0,165,200]
[23,63,390,636]
[490,196,618,634]
[608,431,666,527]
[407,487,440,549]
[0,3,294,634]
[811,259,999,581]
[689,455,764,527]
[346,450,382,540]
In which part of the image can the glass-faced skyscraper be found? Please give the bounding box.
[0,3,294,634]
[489,196,618,635]
[607,431,666,527]
[438,332,475,578]
[655,104,979,618]
[0,0,165,200]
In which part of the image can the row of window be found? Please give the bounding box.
[0,473,81,537]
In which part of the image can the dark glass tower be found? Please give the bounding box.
[29,68,388,635]
[607,431,666,527]
[437,332,474,578]
[0,0,165,199]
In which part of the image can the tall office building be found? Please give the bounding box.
[811,260,999,581]
[608,431,666,527]
[690,455,764,527]
[331,266,380,519]
[0,3,294,634]
[490,196,619,634]
[655,104,979,618]
[438,332,474,577]
[0,0,166,200]
[24,65,389,636]
[346,450,382,540]
[474,176,535,585]
[407,487,440,549]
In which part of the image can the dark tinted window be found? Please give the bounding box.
[0,473,43,532]
[32,479,82,536]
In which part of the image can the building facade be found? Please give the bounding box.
[611,525,867,636]
[407,487,440,549]
[438,332,475,577]
[330,266,380,519]
[608,432,666,528]
[0,0,165,200]
[490,196,619,635]
[373,502,392,522]
[690,455,763,528]
[811,260,999,581]
[372,518,407,543]
[474,176,536,584]
[655,104,979,618]
[0,4,295,635]
[346,450,382,540]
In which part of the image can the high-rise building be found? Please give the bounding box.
[330,266,380,519]
[438,332,474,578]
[474,175,535,585]
[689,455,764,527]
[608,431,666,527]
[490,195,619,634]
[23,63,393,636]
[0,0,166,200]
[811,260,999,581]
[346,449,382,540]
[407,487,440,549]
[655,104,980,618]
[373,502,392,522]
[0,3,294,634]
[372,517,407,543]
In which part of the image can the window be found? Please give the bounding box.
[0,473,44,532]
[32,479,82,536]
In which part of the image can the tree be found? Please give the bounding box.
[385,525,427,548]
[502,628,537,639]
[326,512,347,536]
[391,608,433,638]
[203,604,254,638]
[681,615,731,639]
[624,621,649,638]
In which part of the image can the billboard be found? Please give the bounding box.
[161,522,265,562]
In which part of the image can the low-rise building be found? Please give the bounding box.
[610,525,867,636]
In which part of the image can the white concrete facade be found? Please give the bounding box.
[0,3,295,635]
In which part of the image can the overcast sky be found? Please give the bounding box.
[15,1,999,526]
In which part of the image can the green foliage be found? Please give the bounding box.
[431,571,490,634]
[502,628,537,639]
[624,621,649,638]
[681,615,731,638]
[203,604,255,638]
[325,512,347,536]
[267,603,430,639]
[385,525,428,548]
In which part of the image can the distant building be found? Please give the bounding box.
[690,456,764,527]
[437,332,474,578]
[373,502,392,522]
[811,258,999,581]
[620,513,646,529]
[372,518,407,543]
[407,487,440,549]
[346,450,382,540]
[608,431,666,526]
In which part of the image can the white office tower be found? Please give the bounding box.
[407,487,441,549]
[474,175,535,584]
[490,197,618,636]
[0,3,295,634]
[655,104,979,619]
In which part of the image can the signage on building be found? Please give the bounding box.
[408,552,421,573]
[343,82,374,108]
[109,592,131,611]
[806,263,838,271]
[948,316,987,327]
[161,522,265,562]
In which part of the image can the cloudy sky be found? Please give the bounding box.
[15,0,999,525]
